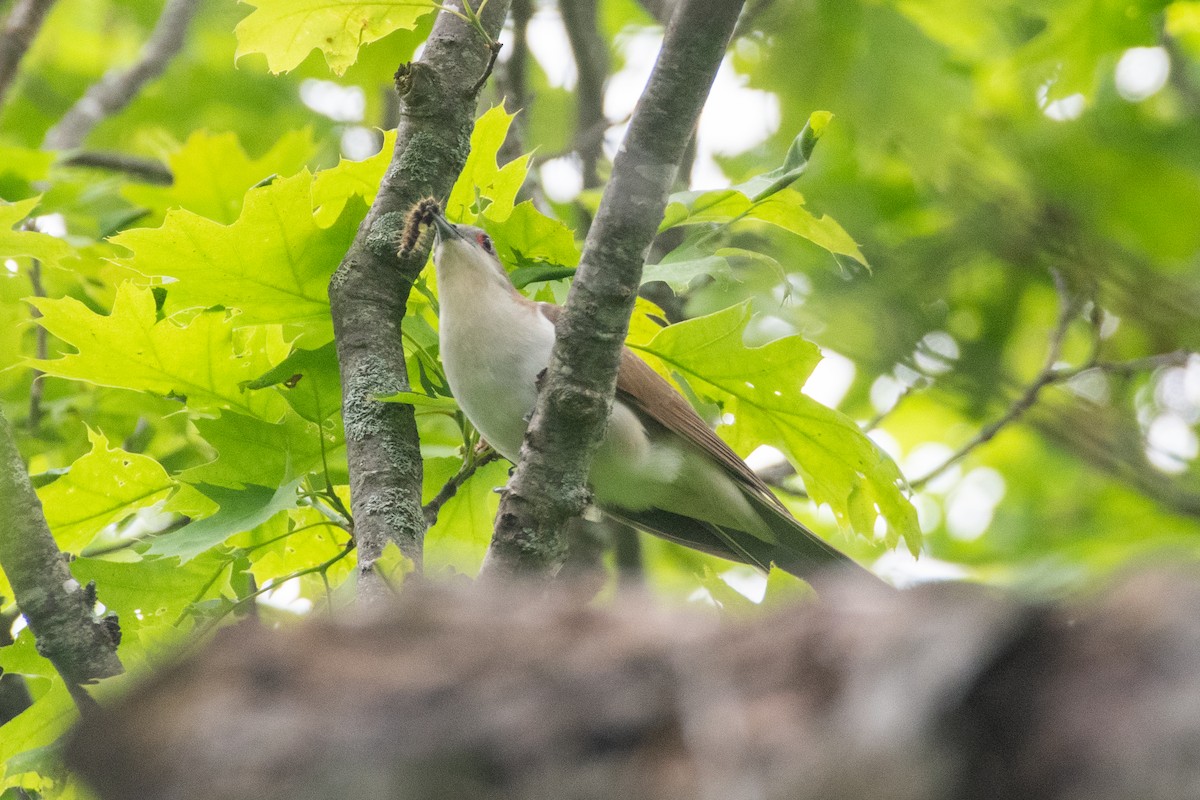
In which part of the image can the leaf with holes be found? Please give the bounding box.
[36,428,177,553]
[234,0,439,74]
[113,172,360,344]
[27,283,287,420]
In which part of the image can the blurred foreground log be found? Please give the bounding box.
[67,571,1200,800]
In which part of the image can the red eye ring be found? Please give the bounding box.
[476,232,494,254]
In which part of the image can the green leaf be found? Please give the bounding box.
[246,341,342,423]
[485,201,581,268]
[660,186,867,266]
[71,550,235,636]
[373,541,414,589]
[446,106,531,224]
[731,111,833,201]
[762,564,815,606]
[0,144,53,188]
[1167,2,1200,57]
[113,172,358,341]
[27,283,287,420]
[642,252,731,289]
[0,197,73,267]
[234,0,439,75]
[643,245,783,291]
[1013,0,1159,96]
[378,389,459,411]
[509,264,578,289]
[36,428,176,553]
[312,129,396,225]
[125,130,318,224]
[0,682,74,777]
[147,480,302,561]
[627,302,920,554]
[0,631,55,679]
[697,566,757,614]
[184,409,337,489]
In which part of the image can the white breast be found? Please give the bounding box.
[439,288,556,462]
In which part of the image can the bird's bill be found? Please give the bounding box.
[431,211,463,243]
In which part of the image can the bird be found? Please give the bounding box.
[426,209,876,581]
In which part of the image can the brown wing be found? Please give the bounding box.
[537,303,788,513]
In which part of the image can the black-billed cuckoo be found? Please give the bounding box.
[429,211,871,579]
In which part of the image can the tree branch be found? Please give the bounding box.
[483,0,746,578]
[910,271,1079,490]
[0,0,58,107]
[42,0,199,150]
[328,0,511,602]
[59,150,174,184]
[559,0,608,189]
[423,448,499,527]
[633,0,674,23]
[0,408,123,696]
[501,0,532,114]
[494,0,545,204]
[909,271,1193,492]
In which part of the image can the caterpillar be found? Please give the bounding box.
[398,197,441,257]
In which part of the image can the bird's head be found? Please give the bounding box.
[430,212,510,291]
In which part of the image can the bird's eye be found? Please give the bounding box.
[477,232,494,254]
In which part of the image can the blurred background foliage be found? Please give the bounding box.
[0,0,1197,639]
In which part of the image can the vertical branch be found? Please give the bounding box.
[42,0,199,150]
[559,0,609,189]
[0,408,123,695]
[27,256,47,431]
[484,0,746,577]
[504,0,533,115]
[495,0,544,203]
[328,1,511,603]
[0,0,58,107]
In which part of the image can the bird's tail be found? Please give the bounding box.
[607,491,879,583]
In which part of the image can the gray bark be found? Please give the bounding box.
[0,0,58,107]
[327,0,510,600]
[42,0,199,150]
[0,408,122,687]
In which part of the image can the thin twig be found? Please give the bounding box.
[59,150,173,184]
[470,40,503,96]
[424,448,499,527]
[1051,351,1192,381]
[42,0,199,150]
[0,0,58,107]
[189,539,357,641]
[861,381,919,433]
[909,271,1078,490]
